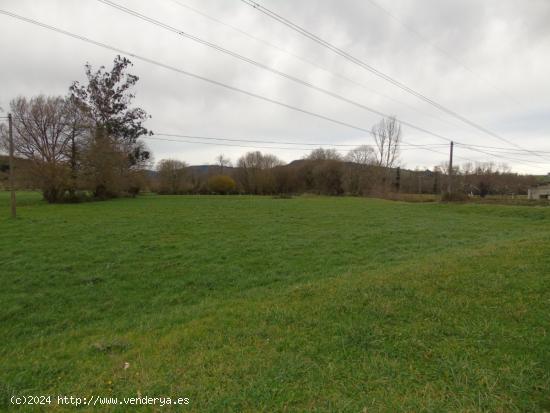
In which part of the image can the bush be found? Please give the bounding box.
[208,175,236,194]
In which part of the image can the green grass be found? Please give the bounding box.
[1,192,549,412]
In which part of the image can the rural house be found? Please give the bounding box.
[528,184,550,200]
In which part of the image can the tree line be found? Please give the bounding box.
[0,56,539,202]
[153,146,537,198]
[152,116,405,196]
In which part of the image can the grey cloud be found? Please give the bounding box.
[0,0,548,173]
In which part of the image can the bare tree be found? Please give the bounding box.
[236,151,283,194]
[302,148,346,194]
[9,96,72,163]
[4,95,78,202]
[346,145,376,165]
[370,117,402,193]
[306,147,342,161]
[372,117,401,168]
[215,154,231,173]
[342,145,377,195]
[312,160,344,195]
[156,159,189,194]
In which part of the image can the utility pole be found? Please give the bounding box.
[447,141,454,195]
[395,167,401,192]
[8,113,16,218]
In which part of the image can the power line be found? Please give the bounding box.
[0,8,453,160]
[151,134,550,169]
[100,0,550,168]
[239,0,549,162]
[97,0,465,146]
[166,0,467,131]
[145,135,340,151]
[153,133,459,160]
[153,132,449,148]
[364,0,525,109]
[455,143,549,170]
[0,8,544,170]
[0,9,372,135]
[146,136,548,171]
[146,135,448,153]
[454,142,550,155]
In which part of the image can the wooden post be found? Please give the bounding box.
[8,113,16,218]
[447,141,454,195]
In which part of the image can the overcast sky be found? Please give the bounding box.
[0,0,549,173]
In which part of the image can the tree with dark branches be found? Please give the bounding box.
[69,55,151,145]
[69,55,152,198]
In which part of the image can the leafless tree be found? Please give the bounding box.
[370,117,402,193]
[312,160,344,195]
[3,95,82,201]
[372,116,401,168]
[306,147,342,161]
[346,145,376,165]
[236,151,283,194]
[215,154,231,173]
[156,159,189,194]
[341,145,377,195]
[238,151,283,170]
[9,96,72,163]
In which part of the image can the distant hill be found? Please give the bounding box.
[188,165,235,175]
[146,164,236,179]
[146,161,425,178]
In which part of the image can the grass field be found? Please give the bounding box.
[1,192,549,412]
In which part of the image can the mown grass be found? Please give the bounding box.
[1,192,549,412]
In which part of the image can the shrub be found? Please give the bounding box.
[208,175,236,194]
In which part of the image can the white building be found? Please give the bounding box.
[528,184,550,200]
